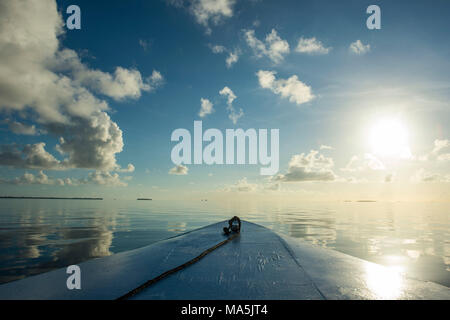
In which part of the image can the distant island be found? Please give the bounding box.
[137,198,152,201]
[0,196,103,200]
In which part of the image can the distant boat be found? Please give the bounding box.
[137,198,152,201]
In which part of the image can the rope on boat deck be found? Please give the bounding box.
[116,216,241,300]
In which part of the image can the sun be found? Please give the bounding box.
[369,118,412,159]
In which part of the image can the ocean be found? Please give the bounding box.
[0,199,448,287]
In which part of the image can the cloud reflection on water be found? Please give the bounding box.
[0,199,448,287]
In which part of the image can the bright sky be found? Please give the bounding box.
[0,0,449,201]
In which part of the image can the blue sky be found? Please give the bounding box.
[0,0,449,200]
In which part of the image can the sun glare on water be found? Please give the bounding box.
[369,118,412,159]
[365,263,404,299]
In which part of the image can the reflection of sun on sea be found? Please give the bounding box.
[365,263,404,299]
[369,118,412,159]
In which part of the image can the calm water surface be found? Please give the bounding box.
[0,199,448,287]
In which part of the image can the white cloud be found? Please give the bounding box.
[210,44,226,53]
[209,45,240,68]
[243,29,290,63]
[198,98,214,118]
[1,171,53,185]
[264,182,281,191]
[256,70,314,105]
[221,177,281,193]
[117,164,135,173]
[219,86,244,124]
[0,112,126,172]
[169,164,189,175]
[411,169,450,183]
[432,139,449,153]
[228,109,244,125]
[274,150,336,182]
[349,40,371,55]
[54,112,124,171]
[147,70,164,88]
[52,49,162,101]
[295,37,331,55]
[224,177,258,192]
[62,177,75,186]
[169,0,236,33]
[0,143,61,170]
[0,1,160,173]
[82,171,128,186]
[427,139,450,161]
[0,170,129,187]
[341,154,385,172]
[4,120,39,135]
[219,86,236,105]
[225,50,240,68]
[320,145,333,150]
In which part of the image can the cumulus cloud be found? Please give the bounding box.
[225,50,240,68]
[219,86,236,105]
[168,0,236,33]
[243,29,290,63]
[320,145,333,150]
[169,164,189,175]
[0,171,53,185]
[209,44,240,68]
[349,40,371,55]
[295,37,331,55]
[0,143,61,169]
[221,177,281,193]
[52,49,162,101]
[341,154,385,172]
[0,171,72,186]
[117,164,135,173]
[219,86,244,124]
[3,120,39,135]
[256,70,314,105]
[224,177,258,192]
[0,169,130,187]
[198,98,214,118]
[264,182,281,191]
[81,171,128,186]
[53,112,124,171]
[411,169,450,183]
[0,113,126,173]
[147,70,165,88]
[423,139,450,161]
[274,150,336,182]
[210,44,226,53]
[0,1,159,174]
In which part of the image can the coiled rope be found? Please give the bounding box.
[117,217,241,300]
